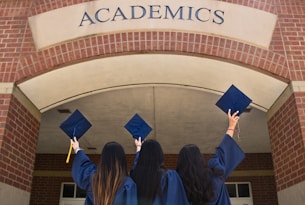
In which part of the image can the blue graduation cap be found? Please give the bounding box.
[215,84,252,116]
[60,109,92,163]
[60,109,92,140]
[124,113,152,140]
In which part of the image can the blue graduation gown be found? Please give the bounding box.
[132,152,190,205]
[208,134,245,205]
[156,169,190,205]
[72,150,138,205]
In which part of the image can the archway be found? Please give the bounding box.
[17,54,287,154]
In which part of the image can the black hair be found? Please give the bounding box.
[131,139,165,205]
[176,144,214,205]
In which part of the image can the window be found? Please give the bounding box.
[225,182,253,205]
[226,183,237,197]
[238,183,250,197]
[225,182,252,198]
[61,183,86,199]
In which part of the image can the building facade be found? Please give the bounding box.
[1,0,305,205]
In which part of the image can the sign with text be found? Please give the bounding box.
[28,0,277,50]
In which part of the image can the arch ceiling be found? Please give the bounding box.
[18,54,287,154]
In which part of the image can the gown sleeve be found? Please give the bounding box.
[208,134,245,179]
[72,150,96,191]
[130,151,140,174]
[161,170,190,205]
[113,177,138,205]
[208,134,245,205]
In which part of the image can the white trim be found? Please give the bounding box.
[0,182,30,205]
[0,83,41,120]
[267,81,305,120]
[18,54,287,112]
[277,180,305,205]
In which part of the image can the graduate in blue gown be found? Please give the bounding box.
[176,109,245,205]
[71,138,138,205]
[176,145,214,205]
[131,138,190,205]
[208,110,245,205]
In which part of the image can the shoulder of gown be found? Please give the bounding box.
[113,177,138,205]
[160,170,190,205]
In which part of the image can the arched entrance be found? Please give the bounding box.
[2,1,305,205]
[22,54,283,205]
[18,54,287,155]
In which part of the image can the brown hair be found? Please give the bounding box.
[92,142,128,205]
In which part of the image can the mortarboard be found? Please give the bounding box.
[124,113,152,140]
[60,109,92,163]
[60,109,92,140]
[215,84,252,116]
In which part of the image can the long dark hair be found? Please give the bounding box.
[92,142,128,205]
[131,139,165,205]
[176,144,214,205]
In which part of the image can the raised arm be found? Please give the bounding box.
[226,109,239,137]
[208,109,245,179]
[130,137,142,174]
[135,137,142,152]
[70,137,96,191]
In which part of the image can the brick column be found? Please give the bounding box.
[0,83,41,205]
[267,82,305,205]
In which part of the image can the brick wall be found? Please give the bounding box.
[3,0,287,83]
[0,94,40,192]
[30,153,278,205]
[268,93,305,191]
[274,0,305,80]
[2,0,302,84]
[1,0,305,204]
[30,176,71,205]
[229,176,278,205]
[0,0,33,82]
